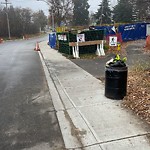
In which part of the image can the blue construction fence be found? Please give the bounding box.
[49,23,150,49]
[93,23,150,42]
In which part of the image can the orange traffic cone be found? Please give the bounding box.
[34,42,40,51]
[0,38,3,43]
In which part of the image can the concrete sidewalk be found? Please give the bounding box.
[39,41,150,150]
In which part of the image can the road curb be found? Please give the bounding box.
[38,49,102,149]
[38,51,82,148]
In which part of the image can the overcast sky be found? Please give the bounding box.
[0,0,117,15]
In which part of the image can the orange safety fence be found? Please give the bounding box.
[146,35,150,48]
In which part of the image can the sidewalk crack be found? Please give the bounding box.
[98,133,150,145]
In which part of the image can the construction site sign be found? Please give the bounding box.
[109,36,117,46]
[77,34,85,42]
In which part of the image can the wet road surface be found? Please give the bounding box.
[0,36,64,150]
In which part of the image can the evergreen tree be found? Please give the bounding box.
[95,0,112,25]
[135,0,150,21]
[0,6,46,38]
[72,0,90,26]
[113,0,133,23]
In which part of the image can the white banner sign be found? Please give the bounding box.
[109,36,117,46]
[77,34,85,42]
[146,24,150,36]
[58,35,67,41]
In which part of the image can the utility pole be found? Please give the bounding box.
[1,0,11,39]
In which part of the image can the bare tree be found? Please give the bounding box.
[0,6,46,38]
[47,0,73,26]
[33,10,47,31]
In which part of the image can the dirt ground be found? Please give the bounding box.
[71,39,150,125]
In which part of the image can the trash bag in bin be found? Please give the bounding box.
[105,55,128,100]
[106,54,127,67]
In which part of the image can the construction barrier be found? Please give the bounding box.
[57,30,105,56]
[56,27,67,33]
[94,23,150,42]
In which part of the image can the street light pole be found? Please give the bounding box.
[37,0,55,31]
[1,0,11,39]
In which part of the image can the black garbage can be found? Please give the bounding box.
[105,66,128,100]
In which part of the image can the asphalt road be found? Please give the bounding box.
[0,36,64,150]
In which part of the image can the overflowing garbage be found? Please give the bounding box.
[106,54,127,67]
